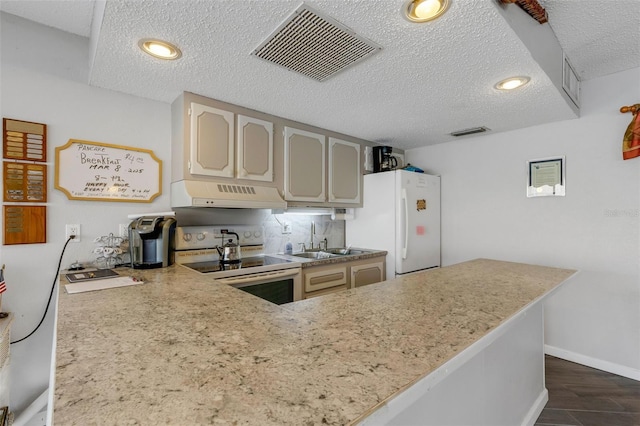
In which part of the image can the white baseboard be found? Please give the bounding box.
[545,345,640,381]
[23,410,47,426]
[522,389,548,426]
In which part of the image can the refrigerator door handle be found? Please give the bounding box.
[401,188,408,259]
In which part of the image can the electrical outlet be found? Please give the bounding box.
[119,223,129,238]
[65,224,81,242]
[282,221,291,234]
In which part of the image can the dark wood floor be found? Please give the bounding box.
[535,355,640,426]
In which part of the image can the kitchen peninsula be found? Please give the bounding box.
[53,259,575,425]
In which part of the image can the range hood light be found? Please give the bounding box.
[273,208,335,216]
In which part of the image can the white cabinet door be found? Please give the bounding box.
[328,137,361,203]
[237,115,273,182]
[284,127,326,202]
[189,103,234,178]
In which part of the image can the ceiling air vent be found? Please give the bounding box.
[251,4,382,82]
[450,126,491,137]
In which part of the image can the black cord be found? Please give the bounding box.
[10,236,74,345]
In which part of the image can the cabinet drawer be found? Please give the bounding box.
[303,284,348,299]
[304,266,347,293]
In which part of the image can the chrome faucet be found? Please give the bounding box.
[309,221,315,250]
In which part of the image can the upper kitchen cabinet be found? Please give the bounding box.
[172,93,276,184]
[172,92,367,205]
[284,128,363,206]
[328,138,360,204]
[284,127,326,202]
[189,103,234,178]
[237,115,273,182]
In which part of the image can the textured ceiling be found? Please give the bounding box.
[1,0,639,150]
[541,0,640,81]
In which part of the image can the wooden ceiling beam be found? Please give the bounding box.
[500,0,548,24]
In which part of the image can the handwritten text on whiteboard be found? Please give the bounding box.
[55,139,162,203]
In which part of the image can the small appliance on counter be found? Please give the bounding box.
[129,216,176,269]
[373,145,398,173]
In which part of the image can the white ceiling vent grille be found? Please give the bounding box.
[251,4,381,82]
[450,127,491,137]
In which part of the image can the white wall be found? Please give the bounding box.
[1,12,347,416]
[1,14,172,413]
[406,67,640,379]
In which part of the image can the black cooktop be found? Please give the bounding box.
[181,255,294,274]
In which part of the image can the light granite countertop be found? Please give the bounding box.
[54,259,575,425]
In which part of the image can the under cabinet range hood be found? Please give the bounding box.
[171,180,287,209]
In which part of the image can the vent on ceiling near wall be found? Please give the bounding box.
[450,126,491,137]
[251,4,382,82]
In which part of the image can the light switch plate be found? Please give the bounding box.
[282,221,292,234]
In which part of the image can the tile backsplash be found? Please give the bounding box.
[174,208,345,254]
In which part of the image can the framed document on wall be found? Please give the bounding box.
[527,157,565,197]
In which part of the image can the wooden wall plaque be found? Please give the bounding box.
[3,205,46,245]
[3,162,47,202]
[55,139,162,203]
[3,118,47,162]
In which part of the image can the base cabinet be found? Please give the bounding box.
[303,265,348,299]
[351,260,385,288]
[302,255,386,299]
[361,302,546,425]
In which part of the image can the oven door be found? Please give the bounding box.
[215,268,302,304]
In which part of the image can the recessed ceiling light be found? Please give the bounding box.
[403,0,450,23]
[495,76,531,91]
[138,39,182,60]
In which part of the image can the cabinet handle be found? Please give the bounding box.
[217,268,300,285]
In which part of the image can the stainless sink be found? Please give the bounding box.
[292,248,370,259]
[292,251,338,259]
[326,248,368,256]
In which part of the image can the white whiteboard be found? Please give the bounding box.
[55,139,162,203]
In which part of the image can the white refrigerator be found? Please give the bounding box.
[346,170,440,280]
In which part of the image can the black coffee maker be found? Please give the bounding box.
[373,146,398,173]
[129,216,176,269]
